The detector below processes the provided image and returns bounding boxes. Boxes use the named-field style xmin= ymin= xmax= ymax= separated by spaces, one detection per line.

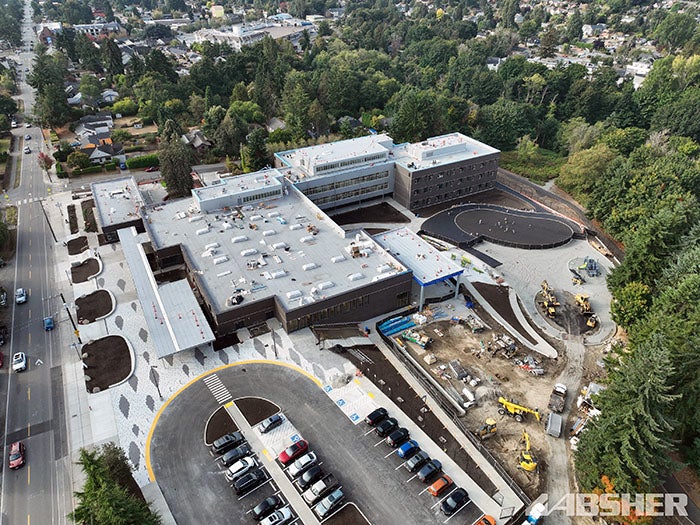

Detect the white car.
xmin=23 ymin=146 xmax=30 ymax=154
xmin=15 ymin=288 xmax=27 ymax=304
xmin=260 ymin=507 xmax=293 ymax=525
xmin=288 ymin=452 xmax=317 ymax=478
xmin=225 ymin=456 xmax=257 ymax=482
xmin=12 ymin=352 xmax=27 ymax=372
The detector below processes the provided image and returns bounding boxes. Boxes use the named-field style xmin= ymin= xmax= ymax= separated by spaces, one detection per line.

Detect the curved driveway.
xmin=149 ymin=362 xmax=447 ymax=525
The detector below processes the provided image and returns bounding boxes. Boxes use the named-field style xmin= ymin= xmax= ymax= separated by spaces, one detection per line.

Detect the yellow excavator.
xmin=518 ymin=431 xmax=538 ymax=472
xmin=575 ymin=294 xmax=592 ymax=313
xmin=497 ymin=397 xmax=541 ymax=423
xmin=539 ymin=281 xmax=560 ymax=318
xmin=475 ymin=418 xmax=497 ymax=441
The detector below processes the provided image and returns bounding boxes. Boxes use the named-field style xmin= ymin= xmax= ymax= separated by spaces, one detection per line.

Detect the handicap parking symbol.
xmin=349 ymin=413 xmax=359 ymax=422
xmin=323 ymin=385 xmax=333 ymax=393
xmin=290 ymin=434 xmax=301 ymax=442
xmin=336 ymin=399 xmax=346 ymax=407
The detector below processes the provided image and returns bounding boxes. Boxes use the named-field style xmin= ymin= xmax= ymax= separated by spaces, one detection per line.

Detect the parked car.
xmin=144 ymin=166 xmax=159 ymax=172
xmin=8 ymin=441 xmax=25 ymax=469
xmin=43 ymin=316 xmax=54 ymax=331
xmin=24 ymin=134 xmax=30 ymax=140
xmin=259 ymin=507 xmax=292 ymax=525
xmin=364 ymin=407 xmax=388 ymax=426
xmin=225 ymin=456 xmax=258 ymax=482
xmin=314 ymin=488 xmax=345 ymax=519
xmin=15 ymin=288 xmax=27 ymax=304
xmin=440 ymin=488 xmax=470 ymax=516
xmin=278 ymin=440 xmax=308 ymax=465
xmin=374 ymin=417 xmax=398 ymax=437
xmin=210 ymin=431 xmax=245 ymax=455
xmin=428 ymin=474 xmax=453 ymax=497
xmin=220 ymin=443 xmax=252 ymax=467
xmin=252 ymin=495 xmax=283 ymax=521
xmin=119 ymin=162 xmax=127 ymax=170
xmin=257 ymin=414 xmax=284 ymax=434
xmin=396 ymin=440 xmax=420 ymax=459
xmin=385 ymin=428 xmax=409 ymax=448
xmin=296 ymin=465 xmax=323 ymax=491
xmin=12 ymin=352 xmax=26 ymax=372
xmin=25 ymin=122 xmax=31 ymax=128
xmin=405 ymin=450 xmax=430 ymax=472
xmin=475 ymin=516 xmax=496 ymax=525
xmin=0 ymin=325 xmax=8 ymax=346
xmin=288 ymin=452 xmax=317 ymax=478
xmin=70 ymin=141 xmax=82 ymax=147
xmin=233 ymin=468 xmax=265 ymax=494
xmin=23 ymin=146 xmax=30 ymax=154
xmin=417 ymin=459 xmax=442 ymax=482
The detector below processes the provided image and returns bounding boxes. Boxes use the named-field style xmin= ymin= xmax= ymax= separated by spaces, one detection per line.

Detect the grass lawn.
xmin=500 ymin=148 xmax=566 ymax=185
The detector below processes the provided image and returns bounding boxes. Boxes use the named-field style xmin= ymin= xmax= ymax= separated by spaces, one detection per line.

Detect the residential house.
xmin=79 ymin=137 xmax=124 ymax=164
xmin=181 ymin=129 xmax=212 ymax=155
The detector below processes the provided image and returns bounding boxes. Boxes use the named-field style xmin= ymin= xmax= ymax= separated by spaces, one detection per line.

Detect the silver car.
xmin=225 ymin=456 xmax=257 ymax=482
xmin=12 ymin=352 xmax=27 ymax=372
xmin=15 ymin=288 xmax=27 ymax=304
xmin=288 ymin=452 xmax=317 ymax=478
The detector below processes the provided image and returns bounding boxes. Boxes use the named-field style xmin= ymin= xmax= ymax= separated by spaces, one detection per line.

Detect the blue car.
xmin=43 ymin=316 xmax=54 ymax=331
xmin=396 ymin=440 xmax=420 ymax=459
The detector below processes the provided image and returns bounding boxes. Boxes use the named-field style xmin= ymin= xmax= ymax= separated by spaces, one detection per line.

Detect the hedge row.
xmin=56 ymin=162 xmax=68 ymax=178
xmin=72 ymin=165 xmax=104 ymax=175
xmin=126 ymin=153 xmax=159 ymax=169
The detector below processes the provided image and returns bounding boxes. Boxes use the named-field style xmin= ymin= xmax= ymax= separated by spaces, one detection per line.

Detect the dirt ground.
xmin=236 ymin=396 xmax=279 ymax=427
xmin=417 ymin=188 xmax=535 ymax=218
xmin=330 ymin=202 xmax=410 ymax=225
xmin=67 ymin=236 xmax=89 ymax=255
xmin=70 ymin=258 xmax=99 ymax=283
xmin=82 ymin=335 xmax=131 ymax=392
xmin=76 ymin=290 xmax=113 ymax=323
xmin=205 ymin=406 xmax=237 ymax=445
xmin=473 ymin=283 xmax=538 ymax=345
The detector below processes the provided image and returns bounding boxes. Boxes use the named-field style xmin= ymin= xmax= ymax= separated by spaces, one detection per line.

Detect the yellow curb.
xmin=145 ymin=359 xmax=322 ymax=482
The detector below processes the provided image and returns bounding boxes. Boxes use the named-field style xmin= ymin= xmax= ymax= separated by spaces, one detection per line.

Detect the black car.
xmin=385 ymin=427 xmax=410 ymax=448
xmin=364 ymin=407 xmax=388 ymax=426
xmin=252 ymin=495 xmax=283 ymax=521
xmin=296 ymin=465 xmax=324 ymax=491
xmin=440 ymin=488 xmax=470 ymax=516
xmin=417 ymin=459 xmax=442 ymax=482
xmin=211 ymin=431 xmax=245 ymax=455
xmin=405 ymin=450 xmax=430 ymax=472
xmin=257 ymin=414 xmax=284 ymax=434
xmin=375 ymin=417 xmax=398 ymax=437
xmin=221 ymin=443 xmax=252 ymax=467
xmin=0 ymin=325 xmax=7 ymax=346
xmin=233 ymin=468 xmax=265 ymax=494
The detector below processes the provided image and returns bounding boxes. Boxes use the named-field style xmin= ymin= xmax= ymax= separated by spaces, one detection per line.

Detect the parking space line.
xmin=432 ymin=488 xmax=458 ymax=510
xmin=442 ymin=501 xmax=470 ymax=524
xmin=418 ymin=486 xmax=430 ymax=495
xmin=384 ymin=450 xmax=398 ymax=459
xmin=363 ymin=428 xmax=375 ymax=437
xmin=236 ymin=478 xmax=273 ymax=501
xmin=373 ymin=439 xmax=385 ymax=447
xmin=406 ymin=474 xmax=418 ymax=482
xmin=394 ymin=462 xmax=407 ymax=471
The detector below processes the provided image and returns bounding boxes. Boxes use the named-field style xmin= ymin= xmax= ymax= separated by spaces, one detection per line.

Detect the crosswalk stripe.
xmin=203 ymin=374 xmax=232 ymax=404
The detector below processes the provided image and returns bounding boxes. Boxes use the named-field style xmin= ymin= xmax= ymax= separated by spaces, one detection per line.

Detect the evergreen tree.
xmin=102 ymin=38 xmax=124 ymax=78
xmin=242 ymin=128 xmax=272 ymax=172
xmin=159 ymin=120 xmax=193 ymax=197
xmin=565 ymin=10 xmax=583 ymax=43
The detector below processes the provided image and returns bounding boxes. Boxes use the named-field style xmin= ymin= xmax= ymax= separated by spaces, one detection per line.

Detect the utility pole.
xmin=60 ymin=292 xmax=82 ymax=344
xmin=38 ymin=198 xmax=57 ymax=242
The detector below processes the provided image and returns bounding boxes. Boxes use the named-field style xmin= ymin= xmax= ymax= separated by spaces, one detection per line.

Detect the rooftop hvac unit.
xmin=289 ymin=223 xmax=303 ymax=231
xmin=360 ymin=248 xmax=373 ymax=257
xmin=267 ymin=211 xmax=280 ymax=218
xmin=195 ymin=226 xmax=210 ymax=235
xmin=262 ymin=229 xmax=276 ymax=236
xmin=286 ymin=290 xmax=302 ymax=299
xmin=250 ymin=215 xmax=263 ymax=221
xmin=300 ymin=235 xmax=315 ymax=244
xmin=271 ymin=242 xmax=288 ymax=250
xmin=270 ymin=270 xmax=286 ymax=279
xmin=331 ymin=255 xmax=346 ymax=263
xmin=302 ymin=263 xmax=318 ymax=271
xmin=376 ymin=264 xmax=392 ymax=274
xmin=318 ymin=281 xmax=335 ymax=290
xmin=213 ymin=256 xmax=229 ymax=265
xmin=222 ymin=221 xmax=233 ymax=230
xmin=231 ymin=235 xmax=248 ymax=243
xmin=348 ymin=273 xmax=365 ymax=281
xmin=205 ymin=242 xmax=220 ymax=250
xmin=201 ymin=249 xmax=216 ymax=257
xmin=241 ymin=248 xmax=258 ymax=256
xmin=188 ymin=216 xmax=203 ymax=222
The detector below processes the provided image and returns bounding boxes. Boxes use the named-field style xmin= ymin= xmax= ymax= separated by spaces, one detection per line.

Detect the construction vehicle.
xmin=497 ymin=397 xmax=541 ymax=423
xmin=518 ymin=431 xmax=538 ymax=472
xmin=402 ymin=329 xmax=432 ymax=349
xmin=538 ymin=281 xmax=560 ymax=318
xmin=585 ymin=313 xmax=598 ymax=328
xmin=475 ymin=418 xmax=497 ymax=441
xmin=569 ymin=268 xmax=586 ymax=285
xmin=580 ymin=256 xmax=600 ymax=277
xmin=548 ymin=383 xmax=567 ymax=413
xmin=575 ymin=294 xmax=592 ymax=313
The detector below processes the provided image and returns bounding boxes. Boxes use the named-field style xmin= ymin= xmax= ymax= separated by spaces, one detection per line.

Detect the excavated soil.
xmin=82 ymin=335 xmax=131 ymax=392
xmin=76 ymin=289 xmax=113 ymax=323
xmin=71 ymin=258 xmax=100 ymax=283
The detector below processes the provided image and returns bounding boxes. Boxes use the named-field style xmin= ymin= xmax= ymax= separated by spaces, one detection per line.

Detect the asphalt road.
xmin=151 ymin=364 xmax=481 ymax=525
xmin=0 ymin=7 xmax=71 ymax=525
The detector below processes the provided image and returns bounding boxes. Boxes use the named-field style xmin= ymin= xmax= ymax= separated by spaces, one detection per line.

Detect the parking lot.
xmin=150 ymin=363 xmax=496 ymax=525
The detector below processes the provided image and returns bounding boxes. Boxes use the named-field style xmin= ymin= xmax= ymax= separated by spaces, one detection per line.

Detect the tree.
xmin=101 ymin=38 xmax=124 ymax=77
xmin=79 ymin=74 xmax=102 ymax=106
xmin=575 ymin=335 xmax=678 ymax=493
xmin=499 ymin=0 xmax=519 ymax=29
xmin=610 ymin=281 xmax=651 ymax=329
xmin=67 ymin=151 xmax=91 ymax=169
xmin=565 ymin=9 xmax=582 ymax=43
xmin=539 ymin=27 xmax=558 ymax=58
xmin=557 ymin=143 xmax=618 ymax=203
xmin=159 ymin=122 xmax=193 ymax=197
xmin=74 ymin=32 xmax=103 ymax=72
xmin=242 ymin=128 xmax=272 ymax=173
xmin=111 ymin=129 xmax=133 ymax=143
xmin=654 ymin=12 xmax=697 ymax=50
xmin=112 ymin=98 xmax=138 ymax=116
xmin=516 ymin=135 xmax=538 ymax=162
xmin=475 ymin=98 xmax=536 ymax=150
xmin=37 ymin=151 xmax=55 ymax=174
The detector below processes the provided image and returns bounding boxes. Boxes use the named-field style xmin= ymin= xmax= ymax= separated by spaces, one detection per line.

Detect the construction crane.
xmin=518 ymin=431 xmax=538 ymax=472
xmin=475 ymin=418 xmax=497 ymax=441
xmin=497 ymin=397 xmax=541 ymax=423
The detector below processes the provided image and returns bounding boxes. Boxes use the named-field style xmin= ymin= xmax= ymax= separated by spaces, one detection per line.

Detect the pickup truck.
xmin=548 ymin=383 xmax=567 ymax=413
xmin=302 ymin=473 xmax=338 ymax=505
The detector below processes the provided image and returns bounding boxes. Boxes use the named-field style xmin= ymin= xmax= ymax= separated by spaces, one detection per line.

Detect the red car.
xmin=9 ymin=441 xmax=25 ymax=469
xmin=144 ymin=166 xmax=159 ymax=172
xmin=278 ymin=440 xmax=308 ymax=465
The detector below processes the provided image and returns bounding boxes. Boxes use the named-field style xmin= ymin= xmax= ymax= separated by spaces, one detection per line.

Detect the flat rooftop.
xmin=143 ymin=185 xmax=409 ymax=313
xmin=373 ymin=227 xmax=463 ymax=286
xmin=92 ymin=177 xmax=144 ymax=228
xmin=276 ymin=134 xmax=395 ymax=179
xmin=192 ymin=169 xmax=283 ymax=202
xmin=393 ymin=133 xmax=500 ymax=171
